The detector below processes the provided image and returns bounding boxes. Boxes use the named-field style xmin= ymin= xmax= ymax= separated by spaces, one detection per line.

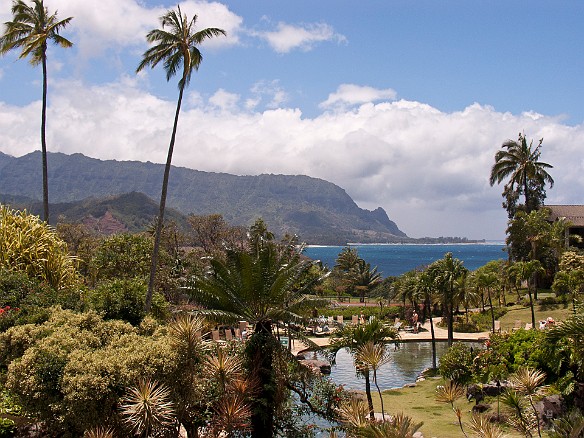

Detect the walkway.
xmin=291 ymin=320 xmax=491 ymax=355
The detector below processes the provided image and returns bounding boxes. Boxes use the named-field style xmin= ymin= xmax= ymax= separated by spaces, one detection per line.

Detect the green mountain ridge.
xmin=0 ymin=151 xmax=407 ymax=244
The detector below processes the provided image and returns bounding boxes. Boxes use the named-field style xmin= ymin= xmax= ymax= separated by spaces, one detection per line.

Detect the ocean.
xmin=304 ymin=243 xmax=507 ymax=277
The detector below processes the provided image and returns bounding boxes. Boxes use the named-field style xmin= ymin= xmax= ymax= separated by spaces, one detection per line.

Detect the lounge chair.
xmin=494 ymin=320 xmax=501 ymax=333
xmin=393 ymin=321 xmax=403 ymax=331
xmin=525 ymin=323 xmax=533 ymax=330
xmin=512 ymin=320 xmax=522 ymax=331
xmin=352 ymin=315 xmax=359 ymax=325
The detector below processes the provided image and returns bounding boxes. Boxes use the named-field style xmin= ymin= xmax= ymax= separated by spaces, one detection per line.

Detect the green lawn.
xmin=371 ymin=377 xmax=522 ymax=438
xmin=498 ymin=302 xmax=572 ymax=332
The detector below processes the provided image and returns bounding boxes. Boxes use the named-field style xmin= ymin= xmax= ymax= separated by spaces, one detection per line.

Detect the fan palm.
xmin=355 ymin=341 xmax=392 ymax=420
xmin=136 ymin=6 xmax=225 ymax=313
xmin=489 ymin=133 xmax=554 ymax=217
xmin=188 ymin=239 xmax=325 ymax=437
xmin=330 ymin=319 xmax=399 ymax=419
xmin=0 ymin=0 xmax=73 ymax=223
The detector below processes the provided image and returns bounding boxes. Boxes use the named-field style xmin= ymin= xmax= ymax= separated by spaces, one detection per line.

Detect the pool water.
xmin=328 ymin=342 xmax=452 ymax=390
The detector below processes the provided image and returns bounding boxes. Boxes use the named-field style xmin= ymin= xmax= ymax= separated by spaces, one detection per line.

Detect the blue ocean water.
xmin=304 ymin=243 xmax=506 ymax=277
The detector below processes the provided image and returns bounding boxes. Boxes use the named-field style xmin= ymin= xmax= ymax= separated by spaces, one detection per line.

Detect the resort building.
xmin=546 ymin=204 xmax=584 ymax=249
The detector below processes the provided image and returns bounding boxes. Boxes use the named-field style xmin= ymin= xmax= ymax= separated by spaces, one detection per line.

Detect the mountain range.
xmin=0 ymin=151 xmax=412 ymax=245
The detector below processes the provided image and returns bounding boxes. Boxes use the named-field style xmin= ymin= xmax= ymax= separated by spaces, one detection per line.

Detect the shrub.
xmin=2 ymin=308 xmax=178 ymax=435
xmin=85 ymin=278 xmax=169 ymax=325
xmin=0 ymin=417 xmax=16 ymax=437
xmin=438 ymin=342 xmax=475 ymax=385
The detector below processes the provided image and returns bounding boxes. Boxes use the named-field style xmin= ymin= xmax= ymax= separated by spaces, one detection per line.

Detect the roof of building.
xmin=545 ymin=205 xmax=584 ymax=227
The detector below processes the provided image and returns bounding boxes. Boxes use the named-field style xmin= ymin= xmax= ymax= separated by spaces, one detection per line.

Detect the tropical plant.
xmin=188 ymin=234 xmax=325 ymax=437
xmin=427 ymin=252 xmax=468 ymax=346
xmin=468 ymin=413 xmax=506 ymax=438
xmin=350 ymin=259 xmax=382 ymax=303
xmin=510 ymin=260 xmax=544 ymax=329
xmin=0 ymin=0 xmax=73 ymax=223
xmin=329 ymin=319 xmax=399 ymax=419
xmin=504 ymin=367 xmax=547 ymax=438
xmin=435 ymin=380 xmax=468 ymax=438
xmin=547 ymin=313 xmax=584 ymax=380
xmin=0 ymin=205 xmax=78 ymax=290
xmin=489 ymin=133 xmax=554 ymax=218
xmin=355 ymin=341 xmax=392 ymax=420
xmin=136 ymin=6 xmax=226 ymax=313
xmin=120 ymin=379 xmax=176 ymax=437
xmin=416 ymin=271 xmax=438 ymax=369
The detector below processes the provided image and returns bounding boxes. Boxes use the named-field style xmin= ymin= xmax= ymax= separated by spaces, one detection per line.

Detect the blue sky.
xmin=1 ymin=0 xmax=584 ymax=241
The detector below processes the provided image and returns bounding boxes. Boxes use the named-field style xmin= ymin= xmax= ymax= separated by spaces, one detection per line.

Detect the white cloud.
xmin=320 ymin=84 xmax=398 ymax=109
xmin=254 ymin=21 xmax=346 ymax=53
xmin=35 ymin=0 xmax=242 ymax=60
xmin=1 ymin=80 xmax=582 ymax=241
xmin=249 ymin=80 xmax=289 ymax=109
xmin=208 ymin=88 xmax=240 ymax=111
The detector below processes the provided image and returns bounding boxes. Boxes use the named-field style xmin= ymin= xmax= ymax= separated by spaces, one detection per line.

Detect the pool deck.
xmin=292 ymin=320 xmax=491 ymax=355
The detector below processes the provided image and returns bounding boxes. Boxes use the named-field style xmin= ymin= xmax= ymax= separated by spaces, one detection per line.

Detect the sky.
xmin=1 ymin=0 xmax=584 ymax=241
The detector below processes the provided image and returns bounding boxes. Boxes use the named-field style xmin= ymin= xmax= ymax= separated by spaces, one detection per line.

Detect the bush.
xmin=2 ymin=308 xmax=178 ymax=435
xmin=85 ymin=278 xmax=169 ymax=325
xmin=0 ymin=417 xmax=16 ymax=437
xmin=438 ymin=342 xmax=475 ymax=385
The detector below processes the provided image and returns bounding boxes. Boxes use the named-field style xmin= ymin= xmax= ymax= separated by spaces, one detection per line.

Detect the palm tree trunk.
xmin=527 ymin=286 xmax=536 ymax=330
xmin=427 ymin=297 xmax=437 ymax=369
xmin=249 ymin=320 xmax=276 ymax=438
xmin=41 ymin=49 xmax=49 ymax=223
xmin=488 ymin=288 xmax=495 ymax=333
xmin=364 ymin=369 xmax=375 ymax=420
xmin=145 ymin=82 xmax=185 ymax=312
xmin=373 ymin=369 xmax=385 ymax=421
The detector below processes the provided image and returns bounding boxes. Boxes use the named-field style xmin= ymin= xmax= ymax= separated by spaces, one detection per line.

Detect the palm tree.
xmin=329 ymin=319 xmax=399 ymax=419
xmin=475 ymin=270 xmax=498 ymax=333
xmin=0 ymin=0 xmax=73 ymax=223
xmin=350 ymin=258 xmax=382 ymax=303
xmin=136 ymin=6 xmax=226 ymax=313
xmin=427 ymin=253 xmax=468 ymax=346
xmin=188 ymin=237 xmax=325 ymax=438
xmin=416 ymin=272 xmax=438 ymax=369
xmin=489 ymin=133 xmax=554 ymax=218
xmin=512 ymin=260 xmax=544 ymax=329
xmin=355 ymin=341 xmax=392 ymax=420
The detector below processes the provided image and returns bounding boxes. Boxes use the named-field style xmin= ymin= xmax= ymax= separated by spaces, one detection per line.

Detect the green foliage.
xmin=0 ymin=205 xmax=78 ymax=290
xmin=85 ymin=278 xmax=169 ymax=325
xmin=90 ymin=233 xmax=153 ymax=283
xmin=438 ymin=343 xmax=474 ymax=385
xmin=0 ymin=417 xmax=16 ymax=437
xmin=467 ymin=307 xmax=509 ymax=332
xmin=487 ymin=329 xmax=567 ymax=382
xmin=1 ymin=308 xmax=178 ymax=435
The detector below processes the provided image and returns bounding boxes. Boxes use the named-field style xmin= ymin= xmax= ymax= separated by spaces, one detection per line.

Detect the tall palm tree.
xmin=137 ymin=6 xmax=226 ymax=313
xmin=329 ymin=319 xmax=399 ymax=419
xmin=428 ymin=253 xmax=468 ymax=346
xmin=511 ymin=260 xmax=544 ymax=329
xmin=416 ymin=271 xmax=438 ymax=369
xmin=489 ymin=133 xmax=554 ymax=218
xmin=189 ymin=238 xmax=325 ymax=438
xmin=350 ymin=258 xmax=382 ymax=303
xmin=0 ymin=0 xmax=73 ymax=223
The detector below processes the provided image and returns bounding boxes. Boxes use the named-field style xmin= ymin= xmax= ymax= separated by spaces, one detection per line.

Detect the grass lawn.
xmin=372 ymin=377 xmax=522 ymax=438
xmin=498 ymin=302 xmax=572 ymax=332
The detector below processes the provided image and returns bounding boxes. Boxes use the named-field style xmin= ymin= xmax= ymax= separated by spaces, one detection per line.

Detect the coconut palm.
xmin=350 ymin=258 xmax=382 ymax=303
xmin=137 ymin=6 xmax=226 ymax=313
xmin=416 ymin=271 xmax=438 ymax=369
xmin=0 ymin=0 xmax=73 ymax=223
xmin=511 ymin=260 xmax=544 ymax=329
xmin=489 ymin=133 xmax=554 ymax=218
xmin=188 ymin=237 xmax=325 ymax=438
xmin=427 ymin=253 xmax=468 ymax=346
xmin=329 ymin=319 xmax=399 ymax=419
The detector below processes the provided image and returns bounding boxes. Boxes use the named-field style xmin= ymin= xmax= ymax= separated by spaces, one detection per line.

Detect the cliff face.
xmin=0 ymin=151 xmax=407 ymax=244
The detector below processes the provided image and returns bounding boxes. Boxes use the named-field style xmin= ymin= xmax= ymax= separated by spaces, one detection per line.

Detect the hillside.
xmin=0 ymin=151 xmax=407 ymax=244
